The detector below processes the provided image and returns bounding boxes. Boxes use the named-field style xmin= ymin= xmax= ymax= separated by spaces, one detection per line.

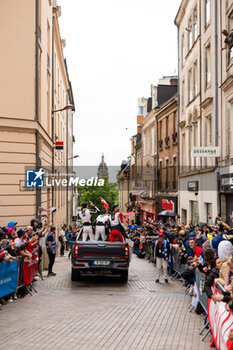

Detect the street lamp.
xmin=51 ymin=103 xmax=74 ymax=223
xmin=68 ymin=155 xmax=79 ymax=160
xmin=52 ymin=104 xmax=74 ymax=113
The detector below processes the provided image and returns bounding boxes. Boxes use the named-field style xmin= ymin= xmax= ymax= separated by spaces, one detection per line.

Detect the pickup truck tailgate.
xmin=77 ymin=242 xmax=127 ymax=258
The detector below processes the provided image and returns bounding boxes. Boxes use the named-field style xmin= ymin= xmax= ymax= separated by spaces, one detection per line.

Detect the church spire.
xmin=97 ymin=153 xmax=108 ymax=179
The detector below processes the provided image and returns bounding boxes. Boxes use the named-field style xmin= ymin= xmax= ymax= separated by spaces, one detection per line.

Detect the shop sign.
xmin=187 ymin=181 xmax=198 ymax=192
xmin=191 ymin=147 xmax=220 ymax=157
xmin=142 ymin=155 xmax=154 ymax=181
xmin=55 ymin=141 xmax=64 ymax=152
xmin=132 ymin=187 xmax=147 ymax=195
xmin=220 ymin=174 xmax=233 ymax=192
xmin=162 ymin=199 xmax=174 ymax=211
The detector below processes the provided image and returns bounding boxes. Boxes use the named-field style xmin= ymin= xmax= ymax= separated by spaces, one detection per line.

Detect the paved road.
xmin=0 ymin=253 xmax=210 ymax=350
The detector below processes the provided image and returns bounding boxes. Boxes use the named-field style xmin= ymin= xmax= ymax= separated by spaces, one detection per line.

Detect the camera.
xmin=37 ymin=221 xmax=42 ymax=229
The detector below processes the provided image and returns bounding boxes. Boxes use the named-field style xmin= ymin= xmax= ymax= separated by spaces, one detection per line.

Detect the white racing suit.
xmin=79 ymin=206 xmax=99 ymax=241
xmin=95 ymin=214 xmax=109 ymax=241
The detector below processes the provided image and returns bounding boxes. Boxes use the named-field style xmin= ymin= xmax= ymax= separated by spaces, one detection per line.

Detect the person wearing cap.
xmin=79 ymin=201 xmax=100 ymax=241
xmin=7 ymin=221 xmax=17 ymax=230
xmin=68 ymin=228 xmax=78 ymax=258
xmin=109 ymin=205 xmax=127 ymax=243
xmin=154 ymin=232 xmax=170 ymax=283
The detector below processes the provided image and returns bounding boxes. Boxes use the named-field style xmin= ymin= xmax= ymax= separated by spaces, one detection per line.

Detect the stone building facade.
xmin=0 ymin=0 xmax=75 ymax=232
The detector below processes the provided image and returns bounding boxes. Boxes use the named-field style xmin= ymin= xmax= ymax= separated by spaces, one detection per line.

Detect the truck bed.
xmin=71 ymin=240 xmax=130 ymax=283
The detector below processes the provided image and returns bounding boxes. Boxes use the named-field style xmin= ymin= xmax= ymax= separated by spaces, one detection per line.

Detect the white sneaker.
xmin=188 ymin=286 xmax=194 ymax=295
xmin=13 ymin=296 xmax=17 ymax=300
xmin=8 ymin=298 xmax=13 ymax=303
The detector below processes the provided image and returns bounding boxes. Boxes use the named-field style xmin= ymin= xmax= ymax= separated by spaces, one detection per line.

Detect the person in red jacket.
xmin=109 ymin=205 xmax=127 ymax=243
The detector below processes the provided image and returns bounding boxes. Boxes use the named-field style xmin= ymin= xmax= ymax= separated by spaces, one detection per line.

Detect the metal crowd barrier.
xmin=16 ymin=256 xmax=38 ymax=296
xmin=171 ymin=249 xmax=210 ymax=341
xmin=16 ymin=256 xmax=24 ymax=291
xmin=195 ymin=269 xmax=208 ymax=313
xmin=171 ymin=250 xmax=208 ymax=311
xmin=171 ymin=248 xmax=186 ymax=280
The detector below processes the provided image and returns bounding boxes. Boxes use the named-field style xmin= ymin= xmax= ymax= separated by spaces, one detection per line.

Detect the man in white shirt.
xmin=15 ymin=229 xmax=32 ymax=259
xmin=59 ymin=225 xmax=66 ymax=256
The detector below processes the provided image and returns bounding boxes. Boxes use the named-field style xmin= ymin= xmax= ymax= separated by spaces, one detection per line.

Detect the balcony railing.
xmin=157 ymin=181 xmax=178 ymax=191
xmin=165 ymin=136 xmax=170 ymax=148
xmin=158 ymin=140 xmax=163 ymax=151
xmin=172 ymin=132 xmax=178 ymax=144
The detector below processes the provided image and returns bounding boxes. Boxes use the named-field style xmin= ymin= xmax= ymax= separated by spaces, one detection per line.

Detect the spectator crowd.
xmin=126 ymin=214 xmax=233 ymax=343
xmin=2 ymin=212 xmax=233 ymax=345
xmin=0 ymin=219 xmax=79 ymax=307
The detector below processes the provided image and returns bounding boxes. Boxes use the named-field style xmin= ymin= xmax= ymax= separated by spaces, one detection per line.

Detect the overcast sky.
xmin=58 ymin=0 xmax=181 ymax=167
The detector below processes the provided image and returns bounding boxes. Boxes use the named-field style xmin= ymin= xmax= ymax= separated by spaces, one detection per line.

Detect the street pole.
xmin=51 ymin=8 xmax=56 ymax=223
xmin=66 ymin=92 xmax=69 ymax=227
xmin=35 ymin=0 xmax=41 ymax=219
xmin=214 ymin=0 xmax=220 ymax=217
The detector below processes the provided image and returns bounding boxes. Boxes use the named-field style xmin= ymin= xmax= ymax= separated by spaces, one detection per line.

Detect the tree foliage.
xmin=77 ymin=177 xmax=118 ymax=214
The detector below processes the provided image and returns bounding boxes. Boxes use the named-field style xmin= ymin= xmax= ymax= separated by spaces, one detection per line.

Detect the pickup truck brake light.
xmin=74 ymin=245 xmax=79 ymax=257
xmin=125 ymin=246 xmax=129 ymax=258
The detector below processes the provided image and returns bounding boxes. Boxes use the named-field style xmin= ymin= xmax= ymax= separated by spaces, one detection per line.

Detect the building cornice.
xmin=155 ymin=96 xmax=177 ymax=120
xmin=175 ymin=0 xmax=189 ymax=26
xmin=220 ymin=75 xmax=233 ymax=93
xmin=200 ymin=97 xmax=213 ymax=109
xmin=53 ymin=13 xmax=70 ymax=90
xmin=140 ymin=108 xmax=155 ymax=128
xmin=0 ymin=117 xmax=53 ymax=148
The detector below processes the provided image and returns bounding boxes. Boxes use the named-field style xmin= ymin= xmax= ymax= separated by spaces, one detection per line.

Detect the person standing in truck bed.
xmin=109 ymin=205 xmax=127 ymax=243
xmin=95 ymin=212 xmax=110 ymax=241
xmin=79 ymin=201 xmax=99 ymax=241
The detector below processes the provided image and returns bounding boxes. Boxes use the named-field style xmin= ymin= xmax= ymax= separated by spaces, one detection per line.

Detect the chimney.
xmin=170 ymin=78 xmax=178 ymax=86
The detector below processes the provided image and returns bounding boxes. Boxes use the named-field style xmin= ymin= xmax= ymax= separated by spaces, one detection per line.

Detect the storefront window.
xmin=205 ymin=203 xmax=212 ymax=224
xmin=190 ymin=200 xmax=199 ymax=225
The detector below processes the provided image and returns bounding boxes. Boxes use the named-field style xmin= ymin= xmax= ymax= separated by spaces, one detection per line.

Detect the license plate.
xmin=93 ymin=260 xmax=110 ymax=266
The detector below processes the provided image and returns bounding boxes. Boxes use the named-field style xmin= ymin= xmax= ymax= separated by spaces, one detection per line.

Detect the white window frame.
xmin=205 ymin=0 xmax=210 ymax=28
xmin=193 ymin=6 xmax=198 ymax=42
xmin=205 ymin=43 xmax=211 ymax=88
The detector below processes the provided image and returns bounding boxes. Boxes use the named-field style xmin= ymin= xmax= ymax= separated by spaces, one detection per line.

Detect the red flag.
xmin=100 ymin=197 xmax=109 ymax=211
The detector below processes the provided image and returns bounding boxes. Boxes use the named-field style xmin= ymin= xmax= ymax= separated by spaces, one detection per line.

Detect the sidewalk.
xmin=0 ymin=252 xmax=211 ymax=350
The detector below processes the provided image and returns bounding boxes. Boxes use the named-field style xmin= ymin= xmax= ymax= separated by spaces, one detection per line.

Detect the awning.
xmin=123 ymin=211 xmax=138 ymax=216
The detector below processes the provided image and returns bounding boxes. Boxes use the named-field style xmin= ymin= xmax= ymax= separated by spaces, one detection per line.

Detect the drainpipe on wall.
xmin=66 ymin=92 xmax=69 ymax=226
xmin=155 ymin=114 xmax=159 ymax=200
xmin=214 ymin=0 xmax=220 ymax=216
xmin=127 ymin=173 xmax=130 ymax=210
xmin=219 ymin=0 xmax=223 ymax=217
xmin=51 ymin=8 xmax=56 ymax=223
xmin=35 ymin=0 xmax=41 ymax=218
xmin=174 ymin=20 xmax=180 ymax=218
xmin=199 ymin=0 xmax=202 ymax=163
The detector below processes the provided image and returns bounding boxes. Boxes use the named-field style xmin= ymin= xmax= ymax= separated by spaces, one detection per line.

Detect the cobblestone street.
xmin=0 ymin=254 xmax=210 ymax=350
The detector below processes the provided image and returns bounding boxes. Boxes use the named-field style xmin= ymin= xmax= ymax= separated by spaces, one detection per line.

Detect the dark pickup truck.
xmin=71 ymin=238 xmax=131 ymax=283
